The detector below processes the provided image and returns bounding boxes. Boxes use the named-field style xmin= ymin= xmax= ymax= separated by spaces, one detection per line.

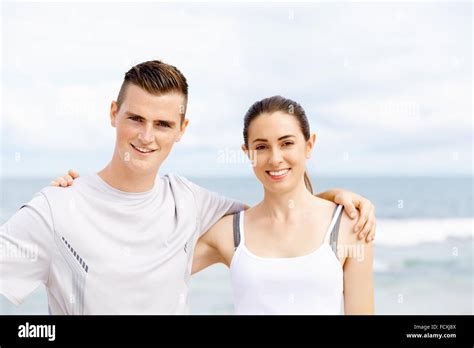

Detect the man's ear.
xmin=306 ymin=133 xmax=317 ymax=158
xmin=175 ymin=118 xmax=189 ymax=143
xmin=110 ymin=101 xmax=118 ymax=127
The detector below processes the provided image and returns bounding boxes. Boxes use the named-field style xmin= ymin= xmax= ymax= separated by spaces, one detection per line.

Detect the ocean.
xmin=1 ymin=176 xmax=472 ymax=314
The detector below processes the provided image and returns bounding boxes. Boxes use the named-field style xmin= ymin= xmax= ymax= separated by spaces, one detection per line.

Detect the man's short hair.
xmin=116 ymin=60 xmax=188 ymax=116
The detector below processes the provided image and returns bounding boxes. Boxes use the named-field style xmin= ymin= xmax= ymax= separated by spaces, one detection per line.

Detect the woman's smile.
xmin=266 ymin=168 xmax=291 ymax=181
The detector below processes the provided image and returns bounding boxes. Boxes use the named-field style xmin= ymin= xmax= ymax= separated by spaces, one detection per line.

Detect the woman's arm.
xmin=342 ymin=225 xmax=374 ymax=314
xmin=192 ymin=229 xmax=224 ymax=275
xmin=51 ymin=170 xmax=79 ymax=187
xmin=191 ymin=214 xmax=234 ymax=275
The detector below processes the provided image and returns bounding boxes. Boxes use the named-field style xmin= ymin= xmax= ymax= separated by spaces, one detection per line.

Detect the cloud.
xmin=1 ymin=2 xmax=471 ymax=177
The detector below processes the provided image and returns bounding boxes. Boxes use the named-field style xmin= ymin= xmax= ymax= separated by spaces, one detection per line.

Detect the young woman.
xmin=192 ymin=96 xmax=374 ymax=314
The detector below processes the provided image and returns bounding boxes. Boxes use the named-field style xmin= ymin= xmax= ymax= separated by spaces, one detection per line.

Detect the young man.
xmin=0 ymin=60 xmax=376 ymax=314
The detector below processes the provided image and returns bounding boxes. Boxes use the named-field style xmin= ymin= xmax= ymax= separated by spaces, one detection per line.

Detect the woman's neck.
xmin=259 ymin=180 xmax=314 ymax=223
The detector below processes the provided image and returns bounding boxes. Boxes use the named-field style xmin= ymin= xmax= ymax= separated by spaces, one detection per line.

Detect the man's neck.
xmin=97 ymin=159 xmax=158 ymax=193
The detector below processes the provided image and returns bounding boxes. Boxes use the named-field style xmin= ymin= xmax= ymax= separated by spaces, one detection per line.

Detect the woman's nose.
xmin=269 ymin=148 xmax=284 ymax=165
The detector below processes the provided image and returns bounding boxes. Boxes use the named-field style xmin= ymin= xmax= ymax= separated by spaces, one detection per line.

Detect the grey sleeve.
xmin=180 ymin=177 xmax=244 ymax=237
xmin=0 ymin=193 xmax=54 ymax=305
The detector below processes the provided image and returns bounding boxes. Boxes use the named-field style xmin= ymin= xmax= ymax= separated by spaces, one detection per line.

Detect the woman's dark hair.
xmin=243 ymin=95 xmax=314 ymax=194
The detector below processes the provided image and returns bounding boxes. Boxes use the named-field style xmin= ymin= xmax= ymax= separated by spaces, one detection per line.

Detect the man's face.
xmin=110 ymin=84 xmax=189 ymax=176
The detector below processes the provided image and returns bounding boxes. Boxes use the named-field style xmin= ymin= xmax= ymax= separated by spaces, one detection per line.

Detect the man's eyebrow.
xmin=125 ymin=111 xmax=176 ymax=126
xmin=125 ymin=111 xmax=145 ymax=119
xmin=252 ymin=135 xmax=296 ymax=143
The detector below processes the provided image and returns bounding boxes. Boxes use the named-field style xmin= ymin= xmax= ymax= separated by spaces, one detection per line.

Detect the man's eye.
xmin=156 ymin=121 xmax=171 ymax=128
xmin=129 ymin=117 xmax=142 ymax=122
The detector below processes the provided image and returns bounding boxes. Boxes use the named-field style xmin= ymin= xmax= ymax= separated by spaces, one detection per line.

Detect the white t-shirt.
xmin=0 ymin=173 xmax=243 ymax=314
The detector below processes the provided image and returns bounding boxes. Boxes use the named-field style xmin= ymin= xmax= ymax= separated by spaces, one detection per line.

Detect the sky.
xmin=1 ymin=1 xmax=472 ymax=178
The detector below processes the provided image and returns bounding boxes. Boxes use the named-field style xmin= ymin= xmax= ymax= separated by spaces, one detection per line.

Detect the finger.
xmin=54 ymin=177 xmax=65 ymax=185
xmin=64 ymin=174 xmax=73 ymax=183
xmin=68 ymin=169 xmax=79 ymax=179
xmin=358 ymin=207 xmax=375 ymax=241
xmin=60 ymin=179 xmax=68 ymax=187
xmin=341 ymin=198 xmax=358 ymax=220
xmin=358 ymin=208 xmax=374 ymax=239
xmin=366 ymin=221 xmax=376 ymax=242
xmin=51 ymin=181 xmax=59 ymax=187
xmin=355 ymin=201 xmax=372 ymax=233
xmin=359 ymin=219 xmax=373 ymax=241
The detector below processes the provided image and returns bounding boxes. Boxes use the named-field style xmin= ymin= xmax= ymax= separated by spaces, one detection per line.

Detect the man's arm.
xmin=316 ymin=188 xmax=376 ymax=243
xmin=0 ymin=193 xmax=54 ymax=305
xmin=52 ymin=171 xmax=248 ymax=233
xmin=52 ymin=172 xmax=372 ymax=242
xmin=175 ymin=175 xmax=243 ymax=237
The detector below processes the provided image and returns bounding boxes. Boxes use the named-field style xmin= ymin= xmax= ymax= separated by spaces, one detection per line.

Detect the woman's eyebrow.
xmin=252 ymin=135 xmax=296 ymax=143
xmin=278 ymin=135 xmax=296 ymax=141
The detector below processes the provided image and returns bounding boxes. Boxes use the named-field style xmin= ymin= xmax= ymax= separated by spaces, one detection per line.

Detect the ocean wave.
xmin=374 ymin=218 xmax=473 ymax=246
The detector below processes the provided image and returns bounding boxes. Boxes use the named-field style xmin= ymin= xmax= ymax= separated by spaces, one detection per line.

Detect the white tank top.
xmin=230 ymin=204 xmax=344 ymax=315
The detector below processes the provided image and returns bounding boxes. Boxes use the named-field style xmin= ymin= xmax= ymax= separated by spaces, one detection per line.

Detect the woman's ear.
xmin=242 ymin=143 xmax=257 ymax=167
xmin=241 ymin=144 xmax=249 ymax=156
xmin=306 ymin=133 xmax=317 ymax=158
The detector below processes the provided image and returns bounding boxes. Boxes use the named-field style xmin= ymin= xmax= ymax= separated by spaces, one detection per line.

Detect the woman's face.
xmin=244 ymin=111 xmax=315 ymax=194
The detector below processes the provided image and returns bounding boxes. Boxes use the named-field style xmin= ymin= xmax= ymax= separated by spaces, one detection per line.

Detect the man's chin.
xmin=126 ymin=158 xmax=161 ymax=176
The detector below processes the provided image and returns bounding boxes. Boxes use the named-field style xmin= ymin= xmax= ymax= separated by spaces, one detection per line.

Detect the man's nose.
xmin=138 ymin=124 xmax=154 ymax=144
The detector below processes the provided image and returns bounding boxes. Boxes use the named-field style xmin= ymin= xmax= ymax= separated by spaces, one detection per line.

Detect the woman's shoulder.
xmin=337 ymin=207 xmax=362 ymax=246
xmin=307 ymin=195 xmax=338 ymax=217
xmin=240 ymin=203 xmax=262 ymax=222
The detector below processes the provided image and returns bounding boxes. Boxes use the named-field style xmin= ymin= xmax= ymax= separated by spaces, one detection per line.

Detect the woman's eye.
xmin=255 ymin=145 xmax=266 ymax=151
xmin=283 ymin=142 xmax=294 ymax=146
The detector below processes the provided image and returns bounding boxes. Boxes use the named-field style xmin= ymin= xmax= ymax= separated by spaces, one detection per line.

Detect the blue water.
xmin=1 ymin=176 xmax=472 ymax=314
xmin=2 ymin=176 xmax=472 ymax=220
xmin=189 ymin=176 xmax=473 ymax=219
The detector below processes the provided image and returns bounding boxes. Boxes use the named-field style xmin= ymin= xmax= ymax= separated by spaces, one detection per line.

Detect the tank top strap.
xmin=323 ymin=204 xmax=343 ymax=246
xmin=233 ymin=211 xmax=245 ymax=250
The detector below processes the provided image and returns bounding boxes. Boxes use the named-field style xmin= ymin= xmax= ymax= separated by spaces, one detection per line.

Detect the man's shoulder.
xmin=38 ymin=175 xmax=93 ymax=204
xmin=161 ymin=173 xmax=203 ymax=195
xmin=162 ymin=172 xmax=191 ymax=185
